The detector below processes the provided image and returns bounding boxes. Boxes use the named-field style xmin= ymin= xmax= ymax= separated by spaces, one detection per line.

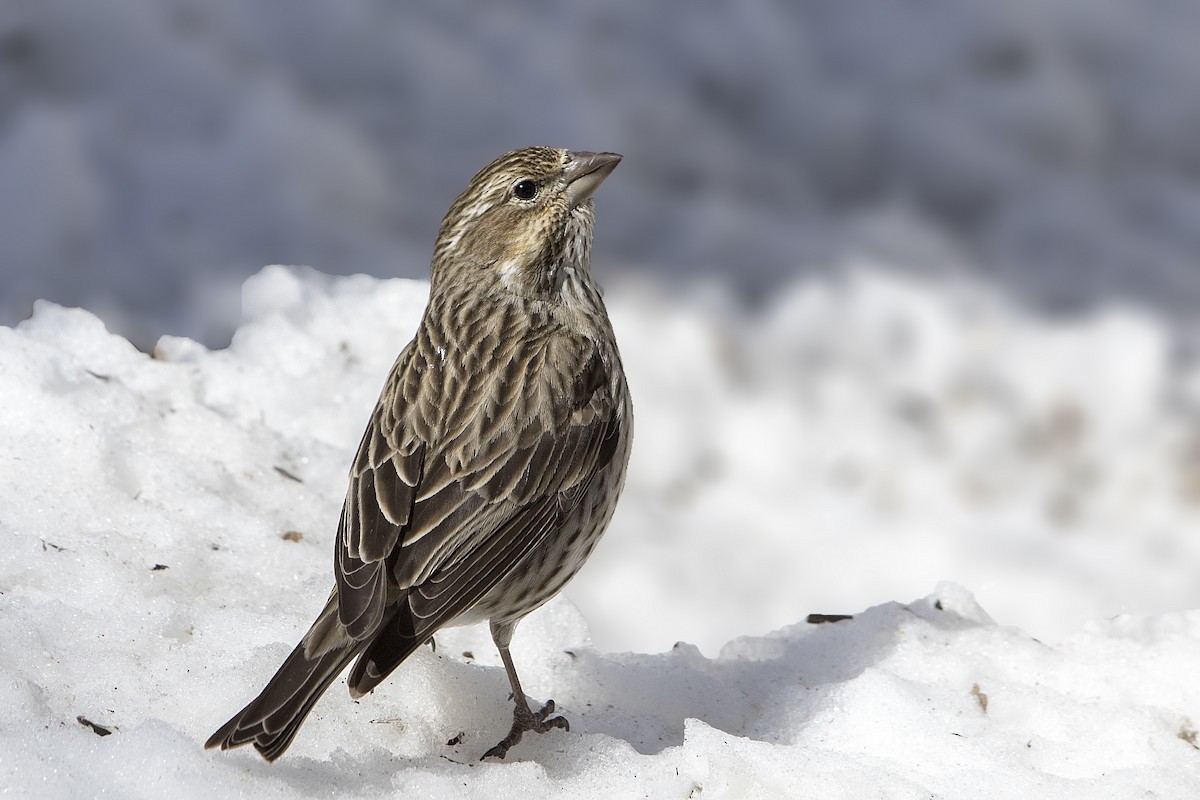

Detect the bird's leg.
xmin=482 ymin=644 xmax=569 ymax=759
xmin=482 ymin=621 xmax=569 ymax=760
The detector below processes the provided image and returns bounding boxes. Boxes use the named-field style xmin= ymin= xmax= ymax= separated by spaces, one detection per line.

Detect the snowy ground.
xmin=3 ymin=266 xmax=1199 ymax=797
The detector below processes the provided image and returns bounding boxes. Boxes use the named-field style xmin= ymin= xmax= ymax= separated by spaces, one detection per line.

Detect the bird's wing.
xmin=329 ymin=341 xmax=426 ymax=642
xmin=330 ymin=334 xmax=622 ymax=644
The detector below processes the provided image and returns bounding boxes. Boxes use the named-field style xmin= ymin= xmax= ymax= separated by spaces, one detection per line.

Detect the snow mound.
xmin=1 ymin=266 xmax=1198 ymax=796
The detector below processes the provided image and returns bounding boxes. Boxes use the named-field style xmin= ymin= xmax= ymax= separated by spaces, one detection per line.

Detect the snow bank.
xmin=2 ymin=266 xmax=1198 ymax=796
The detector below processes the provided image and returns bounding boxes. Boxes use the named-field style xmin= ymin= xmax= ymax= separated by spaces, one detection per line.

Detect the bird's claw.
xmin=481 ymin=699 xmax=569 ymax=760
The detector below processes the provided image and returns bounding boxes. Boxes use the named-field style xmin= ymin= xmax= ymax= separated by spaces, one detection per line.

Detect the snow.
xmin=3 ymin=266 xmax=1200 ymax=797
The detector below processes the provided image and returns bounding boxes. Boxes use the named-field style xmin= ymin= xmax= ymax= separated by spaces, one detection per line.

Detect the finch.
xmin=206 ymin=147 xmax=631 ymax=761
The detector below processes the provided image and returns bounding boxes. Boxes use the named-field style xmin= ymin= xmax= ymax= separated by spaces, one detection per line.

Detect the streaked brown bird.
xmin=206 ymin=147 xmax=631 ymax=761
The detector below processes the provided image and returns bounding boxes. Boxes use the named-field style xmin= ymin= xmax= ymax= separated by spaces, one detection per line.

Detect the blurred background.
xmin=5 ymin=0 xmax=1200 ymax=345
xmin=4 ymin=0 xmax=1200 ymax=653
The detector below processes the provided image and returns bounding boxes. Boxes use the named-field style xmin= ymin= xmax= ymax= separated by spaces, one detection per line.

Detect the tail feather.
xmin=346 ymin=604 xmax=425 ymax=698
xmin=207 ymin=595 xmax=429 ymax=760
xmin=206 ymin=598 xmax=366 ymax=762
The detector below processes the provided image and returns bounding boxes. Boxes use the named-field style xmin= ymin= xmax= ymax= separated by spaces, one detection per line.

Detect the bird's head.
xmin=431 ymin=147 xmax=621 ymax=299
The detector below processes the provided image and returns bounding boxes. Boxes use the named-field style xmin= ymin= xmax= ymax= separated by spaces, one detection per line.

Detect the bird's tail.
xmin=205 ymin=593 xmax=365 ymax=762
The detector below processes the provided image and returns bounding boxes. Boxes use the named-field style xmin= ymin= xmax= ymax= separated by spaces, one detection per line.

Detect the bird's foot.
xmin=481 ymin=699 xmax=569 ymax=760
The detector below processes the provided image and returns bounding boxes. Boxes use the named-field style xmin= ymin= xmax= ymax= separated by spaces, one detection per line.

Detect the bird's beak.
xmin=564 ymin=151 xmax=622 ymax=208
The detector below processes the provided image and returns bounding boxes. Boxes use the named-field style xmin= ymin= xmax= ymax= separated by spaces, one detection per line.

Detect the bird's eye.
xmin=512 ymin=179 xmax=538 ymax=200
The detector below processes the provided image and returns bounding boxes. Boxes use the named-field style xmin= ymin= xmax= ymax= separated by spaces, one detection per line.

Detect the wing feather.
xmin=373 ymin=458 xmax=414 ymax=528
xmin=333 ymin=324 xmax=625 ymax=650
xmin=401 ymin=496 xmax=563 ymax=642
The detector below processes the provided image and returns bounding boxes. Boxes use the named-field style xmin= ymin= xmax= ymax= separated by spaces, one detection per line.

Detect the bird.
xmin=205 ymin=147 xmax=632 ymax=762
